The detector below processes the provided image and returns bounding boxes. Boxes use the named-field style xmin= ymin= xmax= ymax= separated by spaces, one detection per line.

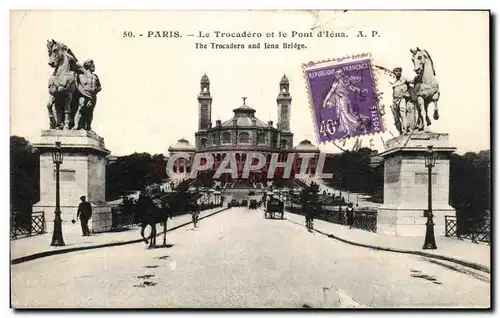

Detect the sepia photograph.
xmin=9 ymin=9 xmax=491 ymax=309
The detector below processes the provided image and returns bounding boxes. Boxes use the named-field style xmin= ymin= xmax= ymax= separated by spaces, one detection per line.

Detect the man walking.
xmin=192 ymin=205 xmax=200 ymax=228
xmin=346 ymin=202 xmax=355 ymax=229
xmin=302 ymin=199 xmax=315 ymax=231
xmin=77 ymin=195 xmax=92 ymax=236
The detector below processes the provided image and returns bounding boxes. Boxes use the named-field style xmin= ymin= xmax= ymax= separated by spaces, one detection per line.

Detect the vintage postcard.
xmin=10 ymin=10 xmax=491 ymax=309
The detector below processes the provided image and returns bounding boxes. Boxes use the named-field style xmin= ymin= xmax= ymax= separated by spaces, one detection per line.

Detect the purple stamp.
xmin=303 ymin=55 xmax=383 ymax=143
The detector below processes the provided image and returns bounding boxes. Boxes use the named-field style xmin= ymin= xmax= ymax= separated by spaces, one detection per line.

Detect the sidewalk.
xmin=285 ymin=212 xmax=491 ymax=273
xmin=11 ymin=207 xmax=228 ymax=264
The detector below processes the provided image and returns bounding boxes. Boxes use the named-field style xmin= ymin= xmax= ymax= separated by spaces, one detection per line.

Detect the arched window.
xmin=257 ymin=133 xmax=266 ymax=144
xmin=222 ymin=132 xmax=231 ymax=144
xmin=239 ymin=132 xmax=250 ymax=144
xmin=200 ymin=138 xmax=208 ymax=148
xmin=281 ymin=139 xmax=288 ymax=149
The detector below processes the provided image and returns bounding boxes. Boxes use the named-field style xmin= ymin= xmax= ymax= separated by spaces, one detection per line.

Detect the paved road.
xmin=11 ymin=207 xmax=490 ymax=308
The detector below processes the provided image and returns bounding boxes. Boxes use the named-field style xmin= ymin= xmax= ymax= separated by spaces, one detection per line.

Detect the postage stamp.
xmin=303 ymin=54 xmax=384 ymax=144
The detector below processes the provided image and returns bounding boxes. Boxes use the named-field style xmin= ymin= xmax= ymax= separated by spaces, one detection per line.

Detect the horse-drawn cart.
xmin=265 ymin=198 xmax=284 ymax=219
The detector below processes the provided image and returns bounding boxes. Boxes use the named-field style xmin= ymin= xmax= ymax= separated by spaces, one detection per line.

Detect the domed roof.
xmin=200 ymin=74 xmax=210 ymax=83
xmin=280 ymin=74 xmax=289 ymax=84
xmin=294 ymin=139 xmax=320 ymax=152
xmin=232 ymin=97 xmax=256 ymax=114
xmin=169 ymin=138 xmax=195 ymax=151
xmin=220 ymin=97 xmax=269 ymax=128
xmin=221 ymin=116 xmax=268 ymax=128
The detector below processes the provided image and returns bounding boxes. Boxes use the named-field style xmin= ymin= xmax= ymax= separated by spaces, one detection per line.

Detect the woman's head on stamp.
xmin=334 ymin=68 xmax=343 ymax=79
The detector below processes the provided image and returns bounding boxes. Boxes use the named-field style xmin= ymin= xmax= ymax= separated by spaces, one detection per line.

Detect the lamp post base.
xmin=422 ymin=223 xmax=437 ymax=250
xmin=422 ymin=243 xmax=437 ymax=250
xmin=51 ymin=239 xmax=65 ymax=246
xmin=50 ymin=219 xmax=65 ymax=246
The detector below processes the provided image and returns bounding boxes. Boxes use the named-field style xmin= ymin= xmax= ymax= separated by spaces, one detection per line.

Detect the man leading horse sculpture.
xmin=378 ymin=47 xmax=440 ymax=135
xmin=46 ymin=39 xmax=101 ymax=131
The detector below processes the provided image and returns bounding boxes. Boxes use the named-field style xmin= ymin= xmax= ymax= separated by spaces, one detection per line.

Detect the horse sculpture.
xmin=46 ymin=39 xmax=100 ymax=130
xmin=410 ymin=47 xmax=440 ymax=130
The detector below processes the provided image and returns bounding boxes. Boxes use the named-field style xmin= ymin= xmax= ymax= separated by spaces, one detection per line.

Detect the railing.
xmin=111 ymin=200 xmax=224 ymax=230
xmin=287 ymin=201 xmax=377 ymax=233
xmin=111 ymin=204 xmax=136 ymax=230
xmin=11 ymin=211 xmax=46 ymax=240
xmin=352 ymin=211 xmax=377 ymax=232
xmin=445 ymin=215 xmax=490 ymax=244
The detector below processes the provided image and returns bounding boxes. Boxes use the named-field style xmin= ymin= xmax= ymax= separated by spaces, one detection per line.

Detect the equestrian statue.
xmin=375 ymin=47 xmax=440 ymax=135
xmin=46 ymin=39 xmax=102 ymax=131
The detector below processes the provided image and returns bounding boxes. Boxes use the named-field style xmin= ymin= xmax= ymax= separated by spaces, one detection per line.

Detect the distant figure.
xmin=338 ymin=204 xmax=344 ymax=223
xmin=135 ymin=193 xmax=147 ymax=223
xmin=77 ymin=195 xmax=92 ymax=236
xmin=191 ymin=205 xmax=200 ymax=228
xmin=346 ymin=202 xmax=354 ymax=229
xmin=304 ymin=200 xmax=315 ymax=231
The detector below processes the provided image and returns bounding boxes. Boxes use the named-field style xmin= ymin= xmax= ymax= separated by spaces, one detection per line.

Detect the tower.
xmin=198 ymin=74 xmax=212 ymax=131
xmin=277 ymin=74 xmax=292 ymax=132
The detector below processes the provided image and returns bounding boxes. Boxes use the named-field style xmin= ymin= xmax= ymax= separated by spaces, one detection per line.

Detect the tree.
xmin=10 ymin=136 xmax=40 ymax=214
xmin=106 ymin=152 xmax=168 ymax=200
xmin=322 ymin=147 xmax=490 ymax=223
xmin=450 ymin=150 xmax=490 ymax=223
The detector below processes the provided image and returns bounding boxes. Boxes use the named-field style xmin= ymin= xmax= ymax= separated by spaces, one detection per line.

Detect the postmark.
xmin=303 ymin=54 xmax=384 ymax=144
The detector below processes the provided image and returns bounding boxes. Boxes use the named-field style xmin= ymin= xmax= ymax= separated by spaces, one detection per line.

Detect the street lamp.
xmin=423 ymin=145 xmax=437 ymax=250
xmin=51 ymin=141 xmax=65 ymax=246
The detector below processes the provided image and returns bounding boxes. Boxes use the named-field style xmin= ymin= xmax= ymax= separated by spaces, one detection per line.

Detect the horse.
xmin=139 ymin=195 xmax=174 ymax=248
xmin=139 ymin=191 xmax=202 ymax=247
xmin=46 ymin=39 xmax=84 ymax=129
xmin=410 ymin=47 xmax=440 ymax=130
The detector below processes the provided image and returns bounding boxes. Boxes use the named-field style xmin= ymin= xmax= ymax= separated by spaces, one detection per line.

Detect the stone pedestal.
xmin=377 ymin=132 xmax=456 ymax=237
xmin=33 ymin=130 xmax=113 ymax=233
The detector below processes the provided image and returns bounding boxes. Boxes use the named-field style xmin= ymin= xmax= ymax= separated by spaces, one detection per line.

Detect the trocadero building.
xmin=168 ymin=74 xmax=322 ymax=184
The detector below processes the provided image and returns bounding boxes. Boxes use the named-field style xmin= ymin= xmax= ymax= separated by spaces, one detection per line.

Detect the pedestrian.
xmin=77 ymin=195 xmax=92 ymax=236
xmin=304 ymin=200 xmax=315 ymax=231
xmin=338 ymin=204 xmax=344 ymax=224
xmin=191 ymin=203 xmax=200 ymax=228
xmin=346 ymin=202 xmax=355 ymax=229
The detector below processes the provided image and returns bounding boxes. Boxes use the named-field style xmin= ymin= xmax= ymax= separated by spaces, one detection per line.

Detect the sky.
xmin=10 ymin=10 xmax=490 ymax=156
